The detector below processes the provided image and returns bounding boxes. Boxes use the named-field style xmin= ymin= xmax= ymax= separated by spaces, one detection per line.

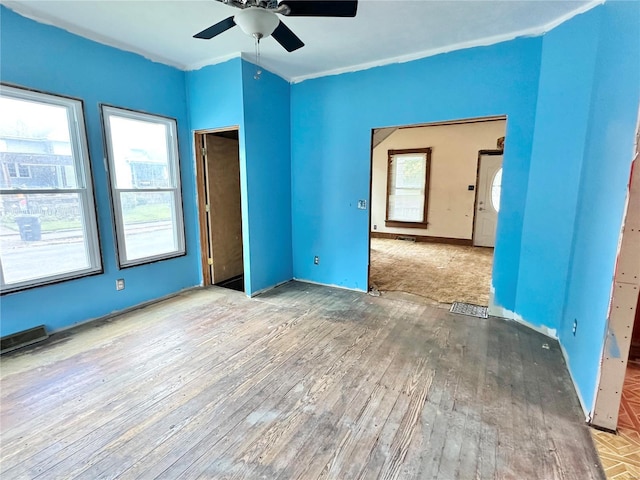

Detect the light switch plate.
xmin=357 ymin=200 xmax=367 ymax=210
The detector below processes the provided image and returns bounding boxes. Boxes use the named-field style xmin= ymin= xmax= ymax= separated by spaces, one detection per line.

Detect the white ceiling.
xmin=3 ymin=0 xmax=599 ymax=82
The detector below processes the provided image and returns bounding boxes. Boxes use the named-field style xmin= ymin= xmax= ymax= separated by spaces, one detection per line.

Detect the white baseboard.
xmin=292 ymin=277 xmax=367 ymax=293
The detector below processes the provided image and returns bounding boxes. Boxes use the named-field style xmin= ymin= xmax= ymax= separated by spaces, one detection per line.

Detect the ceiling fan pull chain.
xmin=254 ymin=35 xmax=263 ymax=80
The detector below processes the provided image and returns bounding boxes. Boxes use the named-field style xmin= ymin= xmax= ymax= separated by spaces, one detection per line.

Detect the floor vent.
xmin=1 ymin=325 xmax=48 ymax=354
xmin=396 ymin=235 xmax=416 ymax=242
xmin=450 ymin=302 xmax=488 ymax=319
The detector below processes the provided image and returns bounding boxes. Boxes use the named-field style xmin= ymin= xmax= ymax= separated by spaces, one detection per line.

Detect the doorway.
xmin=367 ymin=116 xmax=507 ymax=306
xmin=194 ymin=128 xmax=245 ymax=292
xmin=473 ymin=151 xmax=503 ymax=247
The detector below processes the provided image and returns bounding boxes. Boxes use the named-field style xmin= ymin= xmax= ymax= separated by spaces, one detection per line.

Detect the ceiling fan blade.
xmin=272 ymin=21 xmax=305 ymax=52
xmin=194 ymin=16 xmax=236 ymax=39
xmin=279 ymin=0 xmax=358 ymax=17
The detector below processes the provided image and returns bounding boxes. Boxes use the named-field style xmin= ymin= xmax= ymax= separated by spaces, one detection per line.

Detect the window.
xmin=102 ymin=106 xmax=185 ymax=267
xmin=17 ymin=164 xmax=31 ymax=178
xmin=491 ymin=168 xmax=502 ymax=212
xmin=0 ymin=85 xmax=101 ymax=292
xmin=6 ymin=164 xmax=31 ymax=178
xmin=385 ymin=148 xmax=431 ymax=227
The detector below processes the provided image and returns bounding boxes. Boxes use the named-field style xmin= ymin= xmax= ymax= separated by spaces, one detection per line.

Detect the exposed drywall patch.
xmin=489 ymin=286 xmax=558 ymax=339
xmin=607 ymin=327 xmax=622 ymax=358
xmin=187 ymin=52 xmax=243 ymax=72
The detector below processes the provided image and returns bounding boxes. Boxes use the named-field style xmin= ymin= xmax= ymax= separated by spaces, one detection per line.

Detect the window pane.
xmin=388 ymin=153 xmax=426 ymax=222
xmin=0 ymin=96 xmax=78 ymax=190
xmin=120 ymin=191 xmax=180 ymax=261
xmin=0 ymin=86 xmax=100 ymax=292
xmin=104 ymin=106 xmax=185 ymax=266
xmin=0 ymin=193 xmax=92 ymax=284
xmin=394 ymin=155 xmax=426 ymax=189
xmin=491 ymin=168 xmax=502 ymax=212
xmin=107 ymin=116 xmax=171 ymax=189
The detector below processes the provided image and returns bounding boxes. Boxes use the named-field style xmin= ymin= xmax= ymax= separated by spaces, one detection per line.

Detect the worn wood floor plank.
xmin=3 ymin=298 xmax=326 ymax=477
xmin=253 ymin=300 xmax=407 ymax=480
xmin=0 ymin=282 xmax=604 ymax=480
xmin=1 ymin=294 xmax=283 ymax=446
xmin=222 ymin=301 xmax=392 ymax=480
xmin=272 ymin=300 xmax=425 ymax=480
xmin=68 ymin=314 xmax=344 ymax=479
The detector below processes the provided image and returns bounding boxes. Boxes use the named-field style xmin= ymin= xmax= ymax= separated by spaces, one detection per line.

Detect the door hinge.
xmin=207 ymin=258 xmax=213 ymax=265
xmin=201 ymin=147 xmax=207 ymax=156
xmin=205 ymin=204 xmax=210 ymax=213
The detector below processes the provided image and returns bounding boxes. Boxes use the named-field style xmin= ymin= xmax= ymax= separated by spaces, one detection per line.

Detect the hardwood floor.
xmin=0 ymin=281 xmax=603 ymax=479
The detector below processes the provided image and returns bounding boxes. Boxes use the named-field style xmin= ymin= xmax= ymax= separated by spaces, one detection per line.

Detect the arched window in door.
xmin=491 ymin=168 xmax=503 ymax=212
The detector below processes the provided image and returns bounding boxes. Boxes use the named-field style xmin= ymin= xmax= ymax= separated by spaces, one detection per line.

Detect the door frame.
xmin=472 ymin=149 xmax=504 ymax=247
xmin=367 ymin=116 xmax=507 ymax=292
xmin=194 ymin=126 xmax=241 ymax=287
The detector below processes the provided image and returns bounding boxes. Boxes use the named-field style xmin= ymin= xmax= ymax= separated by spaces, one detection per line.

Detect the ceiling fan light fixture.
xmin=234 ymin=8 xmax=279 ymax=39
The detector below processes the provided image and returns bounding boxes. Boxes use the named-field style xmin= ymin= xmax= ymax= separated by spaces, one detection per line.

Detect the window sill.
xmin=1 ymin=268 xmax=103 ymax=296
xmin=384 ymin=221 xmax=429 ymax=229
xmin=118 ymin=250 xmax=187 ymax=269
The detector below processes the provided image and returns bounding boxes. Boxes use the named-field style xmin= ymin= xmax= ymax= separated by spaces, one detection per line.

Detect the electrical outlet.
xmin=116 ymin=278 xmax=125 ymax=291
xmin=357 ymin=200 xmax=367 ymax=210
xmin=314 ymin=256 xmax=319 ymax=265
xmin=373 ymin=224 xmax=377 ymax=230
xmin=572 ymin=319 xmax=577 ymax=336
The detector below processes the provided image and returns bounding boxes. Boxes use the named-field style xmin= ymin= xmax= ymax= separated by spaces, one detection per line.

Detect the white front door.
xmin=473 ymin=154 xmax=503 ymax=247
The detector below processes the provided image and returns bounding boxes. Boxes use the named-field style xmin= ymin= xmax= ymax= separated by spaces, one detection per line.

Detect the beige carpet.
xmin=369 ymin=238 xmax=494 ymax=306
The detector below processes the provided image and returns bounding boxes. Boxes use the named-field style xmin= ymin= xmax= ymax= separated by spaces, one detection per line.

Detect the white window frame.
xmin=0 ymin=84 xmax=102 ymax=293
xmin=101 ymin=106 xmax=185 ymax=268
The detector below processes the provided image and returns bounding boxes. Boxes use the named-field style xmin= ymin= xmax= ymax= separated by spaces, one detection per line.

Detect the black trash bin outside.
xmin=15 ymin=215 xmax=42 ymax=241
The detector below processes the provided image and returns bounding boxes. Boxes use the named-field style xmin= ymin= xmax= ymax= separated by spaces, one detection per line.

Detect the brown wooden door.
xmin=205 ymin=133 xmax=243 ymax=284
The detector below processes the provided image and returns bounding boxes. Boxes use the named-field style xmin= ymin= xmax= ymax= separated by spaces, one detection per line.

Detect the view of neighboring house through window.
xmin=386 ymin=148 xmax=431 ymax=227
xmin=0 ymin=85 xmax=101 ymax=292
xmin=102 ymin=106 xmax=185 ymax=267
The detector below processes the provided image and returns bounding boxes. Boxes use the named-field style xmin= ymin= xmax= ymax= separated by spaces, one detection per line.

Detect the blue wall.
xmin=559 ymin=0 xmax=640 ymax=410
xmin=2 ymin=1 xmax=639 ymax=416
xmin=185 ymin=58 xmax=293 ymax=295
xmin=290 ymin=38 xmax=542 ymax=306
xmin=186 ymin=58 xmax=244 ymax=132
xmin=516 ymin=8 xmax=602 ymax=331
xmin=241 ymin=62 xmax=293 ymax=293
xmin=185 ymin=58 xmax=249 ymax=290
xmin=289 ymin=3 xmax=638 ymax=410
xmin=0 ymin=6 xmax=200 ymax=335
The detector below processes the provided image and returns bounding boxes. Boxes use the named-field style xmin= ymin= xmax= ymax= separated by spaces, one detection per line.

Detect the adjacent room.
xmin=369 ymin=118 xmax=506 ymax=307
xmin=1 ymin=1 xmax=639 ymax=478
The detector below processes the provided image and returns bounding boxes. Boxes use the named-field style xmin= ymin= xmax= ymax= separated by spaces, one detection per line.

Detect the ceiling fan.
xmin=193 ymin=0 xmax=359 ymax=52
